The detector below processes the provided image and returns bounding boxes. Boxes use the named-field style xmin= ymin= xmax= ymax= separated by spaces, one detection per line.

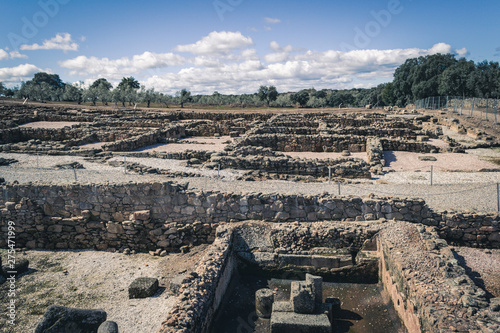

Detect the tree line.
xmin=1 ymin=54 xmax=499 ymax=108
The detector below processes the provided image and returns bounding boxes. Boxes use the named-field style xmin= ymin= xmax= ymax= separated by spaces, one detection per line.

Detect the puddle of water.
xmin=211 ymin=273 xmax=406 ymax=333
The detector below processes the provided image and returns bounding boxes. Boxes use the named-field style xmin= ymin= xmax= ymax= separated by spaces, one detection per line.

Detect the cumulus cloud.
xmin=20 ymin=33 xmax=79 ymax=52
xmin=140 ymin=42 xmax=464 ymax=94
xmin=0 ymin=49 xmax=28 ymax=60
xmin=0 ymin=64 xmax=43 ymax=82
xmin=60 ymin=52 xmax=186 ymax=79
xmin=175 ymin=31 xmax=253 ymax=55
xmin=264 ymin=17 xmax=281 ymax=24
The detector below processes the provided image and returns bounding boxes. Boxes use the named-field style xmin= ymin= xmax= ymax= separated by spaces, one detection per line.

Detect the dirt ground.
xmin=0 ymin=245 xmax=209 ymax=333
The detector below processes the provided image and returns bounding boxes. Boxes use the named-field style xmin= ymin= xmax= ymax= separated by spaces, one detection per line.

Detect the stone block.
xmin=128 ymin=277 xmax=159 ymax=299
xmin=279 ymin=254 xmax=312 ymax=267
xmin=270 ymin=312 xmax=331 ymax=333
xmin=35 ymin=305 xmax=107 ymax=333
xmin=306 ymin=274 xmax=323 ymax=305
xmin=291 ymin=281 xmax=315 ymax=314
xmin=311 ymin=255 xmax=340 ymax=269
xmin=132 ymin=210 xmax=150 ymax=221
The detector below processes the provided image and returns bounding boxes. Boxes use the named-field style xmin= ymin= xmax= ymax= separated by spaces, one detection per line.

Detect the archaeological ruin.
xmin=1 ymin=101 xmax=499 ymax=332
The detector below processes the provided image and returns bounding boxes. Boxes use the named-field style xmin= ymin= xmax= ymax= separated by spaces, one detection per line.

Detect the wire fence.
xmin=414 ymin=96 xmax=499 ymax=125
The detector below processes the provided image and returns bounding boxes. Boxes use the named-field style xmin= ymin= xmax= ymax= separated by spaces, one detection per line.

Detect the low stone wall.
xmin=158 ymin=224 xmax=236 ymax=333
xmin=1 ymin=182 xmax=498 ymax=249
xmin=235 ymin=134 xmax=367 ymax=152
xmin=428 ymin=212 xmax=500 ymax=248
xmin=102 ymin=125 xmax=186 ymax=151
xmin=208 ymin=153 xmax=371 ymax=178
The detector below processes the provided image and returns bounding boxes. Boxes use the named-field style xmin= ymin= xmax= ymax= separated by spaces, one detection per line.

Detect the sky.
xmin=0 ymin=0 xmax=498 ymax=95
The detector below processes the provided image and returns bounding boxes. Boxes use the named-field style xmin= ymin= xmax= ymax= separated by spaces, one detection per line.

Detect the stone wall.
xmin=1 ymin=182 xmax=498 ymax=250
xmin=158 ymin=224 xmax=236 ymax=333
xmin=101 ymin=125 xmax=186 ymax=151
xmin=378 ymin=222 xmax=499 ymax=332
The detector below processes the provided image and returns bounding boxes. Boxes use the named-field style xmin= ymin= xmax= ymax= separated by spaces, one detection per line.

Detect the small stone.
xmin=128 ymin=277 xmax=159 ymax=299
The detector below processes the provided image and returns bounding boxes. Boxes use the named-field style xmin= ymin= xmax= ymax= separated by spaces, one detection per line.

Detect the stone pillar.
xmin=255 ymin=288 xmax=274 ymax=318
xmin=290 ymin=281 xmax=315 ymax=314
xmin=306 ymin=273 xmax=323 ymax=306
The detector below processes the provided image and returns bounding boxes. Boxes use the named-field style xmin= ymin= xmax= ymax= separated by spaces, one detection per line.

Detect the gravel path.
xmin=1 ymin=153 xmax=500 ymax=213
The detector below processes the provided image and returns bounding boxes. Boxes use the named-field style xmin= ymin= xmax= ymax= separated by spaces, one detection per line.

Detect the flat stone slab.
xmin=270 ymin=312 xmax=331 ymax=333
xmin=128 ymin=277 xmax=159 ymax=299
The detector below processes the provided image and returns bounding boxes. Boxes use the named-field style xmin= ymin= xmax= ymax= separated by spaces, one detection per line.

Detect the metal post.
xmin=328 ymin=166 xmax=331 ymax=183
xmin=217 ymin=164 xmax=220 ymax=180
xmin=430 ymin=165 xmax=433 ymax=186
xmin=338 ymin=182 xmax=341 ymax=196
xmin=73 ymin=167 xmax=77 ymax=181
xmin=460 ymin=97 xmax=464 ymax=115
xmin=124 ymin=155 xmax=127 ymax=174
xmin=497 ymin=183 xmax=499 ymax=212
xmin=485 ymin=98 xmax=489 ymax=121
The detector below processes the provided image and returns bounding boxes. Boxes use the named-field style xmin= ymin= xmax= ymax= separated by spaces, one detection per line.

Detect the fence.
xmin=414 ymin=96 xmax=499 ymax=125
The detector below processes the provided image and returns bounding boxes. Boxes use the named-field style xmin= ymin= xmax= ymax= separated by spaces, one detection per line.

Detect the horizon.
xmin=0 ymin=0 xmax=498 ymax=94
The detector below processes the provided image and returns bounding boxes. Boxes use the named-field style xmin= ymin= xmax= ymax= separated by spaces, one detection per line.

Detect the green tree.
xmin=290 ymin=90 xmax=310 ymax=107
xmin=63 ymin=84 xmax=83 ymax=104
xmin=90 ymin=78 xmax=113 ymax=90
xmin=0 ymin=82 xmax=5 ymax=96
xmin=176 ymin=89 xmax=191 ymax=108
xmin=31 ymin=72 xmax=65 ymax=89
xmin=257 ymin=85 xmax=278 ymax=106
xmin=117 ymin=77 xmax=140 ymax=90
xmin=381 ymin=82 xmax=396 ymax=106
xmin=466 ymin=61 xmax=500 ymax=98
xmin=327 ymin=91 xmax=355 ymax=108
xmin=438 ymin=58 xmax=476 ymax=97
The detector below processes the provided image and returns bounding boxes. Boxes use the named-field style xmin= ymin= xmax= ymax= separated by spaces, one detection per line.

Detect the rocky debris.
xmin=128 ymin=277 xmax=159 ymax=299
xmin=418 ymin=155 xmax=437 ymax=161
xmin=97 ymin=321 xmax=119 ymax=333
xmin=35 ymin=305 xmax=107 ymax=333
xmin=0 ymin=157 xmax=18 ymax=166
xmin=54 ymin=161 xmax=85 ymax=169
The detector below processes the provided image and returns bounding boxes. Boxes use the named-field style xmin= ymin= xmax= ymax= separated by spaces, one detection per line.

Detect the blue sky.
xmin=0 ymin=0 xmax=498 ymax=94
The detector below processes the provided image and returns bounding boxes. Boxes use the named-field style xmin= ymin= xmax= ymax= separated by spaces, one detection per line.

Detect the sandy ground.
xmin=452 ymin=247 xmax=500 ymax=298
xmin=383 ymin=151 xmax=499 ymax=172
xmin=79 ymin=142 xmax=107 ymax=149
xmin=427 ymin=138 xmax=450 ymax=149
xmin=283 ymin=151 xmax=368 ymax=161
xmin=18 ymin=121 xmax=83 ymax=129
xmin=137 ymin=136 xmax=233 ymax=153
xmin=0 ymin=245 xmax=208 ymax=333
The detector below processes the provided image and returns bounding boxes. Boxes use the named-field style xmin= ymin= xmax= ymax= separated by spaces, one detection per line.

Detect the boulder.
xmin=128 ymin=277 xmax=159 ymax=299
xmin=35 ymin=305 xmax=107 ymax=333
xmin=97 ymin=321 xmax=119 ymax=333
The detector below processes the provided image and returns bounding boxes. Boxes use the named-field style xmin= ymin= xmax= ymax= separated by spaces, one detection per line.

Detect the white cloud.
xmin=0 ymin=49 xmax=8 ymax=61
xmin=0 ymin=64 xmax=43 ymax=82
xmin=264 ymin=17 xmax=281 ymax=24
xmin=429 ymin=42 xmax=452 ymax=55
xmin=455 ymin=47 xmax=468 ymax=57
xmin=20 ymin=33 xmax=79 ymax=52
xmin=175 ymin=31 xmax=253 ymax=55
xmin=141 ymin=42 xmax=464 ymax=94
xmin=60 ymin=52 xmax=186 ymax=79
xmin=0 ymin=49 xmax=28 ymax=60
